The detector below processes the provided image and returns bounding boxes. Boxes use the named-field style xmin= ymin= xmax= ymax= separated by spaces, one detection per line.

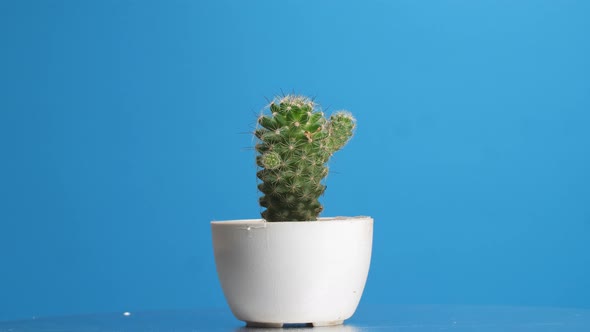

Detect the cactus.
xmin=255 ymin=95 xmax=355 ymax=222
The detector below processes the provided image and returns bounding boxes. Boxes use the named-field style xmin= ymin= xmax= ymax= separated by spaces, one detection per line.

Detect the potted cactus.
xmin=211 ymin=95 xmax=373 ymax=327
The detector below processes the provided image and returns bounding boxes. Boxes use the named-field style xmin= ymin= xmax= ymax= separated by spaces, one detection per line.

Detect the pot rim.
xmin=211 ymin=215 xmax=372 ymax=226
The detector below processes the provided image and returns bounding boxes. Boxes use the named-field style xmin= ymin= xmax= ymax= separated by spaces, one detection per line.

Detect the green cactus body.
xmin=255 ymin=95 xmax=355 ymax=222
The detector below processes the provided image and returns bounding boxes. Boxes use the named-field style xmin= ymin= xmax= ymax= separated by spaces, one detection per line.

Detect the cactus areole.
xmin=255 ymin=95 xmax=355 ymax=222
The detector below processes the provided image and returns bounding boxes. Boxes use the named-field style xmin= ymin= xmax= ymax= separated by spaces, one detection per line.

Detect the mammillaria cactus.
xmin=255 ymin=95 xmax=355 ymax=222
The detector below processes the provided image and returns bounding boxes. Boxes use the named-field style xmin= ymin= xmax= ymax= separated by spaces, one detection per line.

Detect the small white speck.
xmin=123 ymin=312 xmax=131 ymax=317
xmin=247 ymin=226 xmax=251 ymax=231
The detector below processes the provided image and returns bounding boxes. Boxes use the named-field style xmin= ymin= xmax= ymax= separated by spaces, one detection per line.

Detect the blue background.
xmin=1 ymin=0 xmax=589 ymax=321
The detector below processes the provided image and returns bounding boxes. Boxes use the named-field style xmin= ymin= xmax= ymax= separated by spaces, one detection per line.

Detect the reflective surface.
xmin=1 ymin=305 xmax=589 ymax=332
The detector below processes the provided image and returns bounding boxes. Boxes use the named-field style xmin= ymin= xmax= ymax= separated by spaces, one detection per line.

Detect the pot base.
xmin=246 ymin=322 xmax=284 ymax=328
xmin=312 ymin=320 xmax=344 ymax=327
xmin=246 ymin=320 xmax=344 ymax=328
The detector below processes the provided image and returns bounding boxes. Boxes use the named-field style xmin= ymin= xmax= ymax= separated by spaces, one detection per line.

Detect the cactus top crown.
xmin=255 ymin=95 xmax=355 ymax=222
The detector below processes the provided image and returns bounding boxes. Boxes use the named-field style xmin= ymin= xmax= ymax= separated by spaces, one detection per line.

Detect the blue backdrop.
xmin=1 ymin=0 xmax=589 ymax=321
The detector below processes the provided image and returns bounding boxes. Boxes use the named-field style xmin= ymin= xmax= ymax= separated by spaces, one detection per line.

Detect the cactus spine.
xmin=255 ymin=95 xmax=355 ymax=222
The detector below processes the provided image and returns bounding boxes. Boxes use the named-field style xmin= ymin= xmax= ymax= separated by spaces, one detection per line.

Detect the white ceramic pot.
xmin=211 ymin=216 xmax=373 ymax=327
